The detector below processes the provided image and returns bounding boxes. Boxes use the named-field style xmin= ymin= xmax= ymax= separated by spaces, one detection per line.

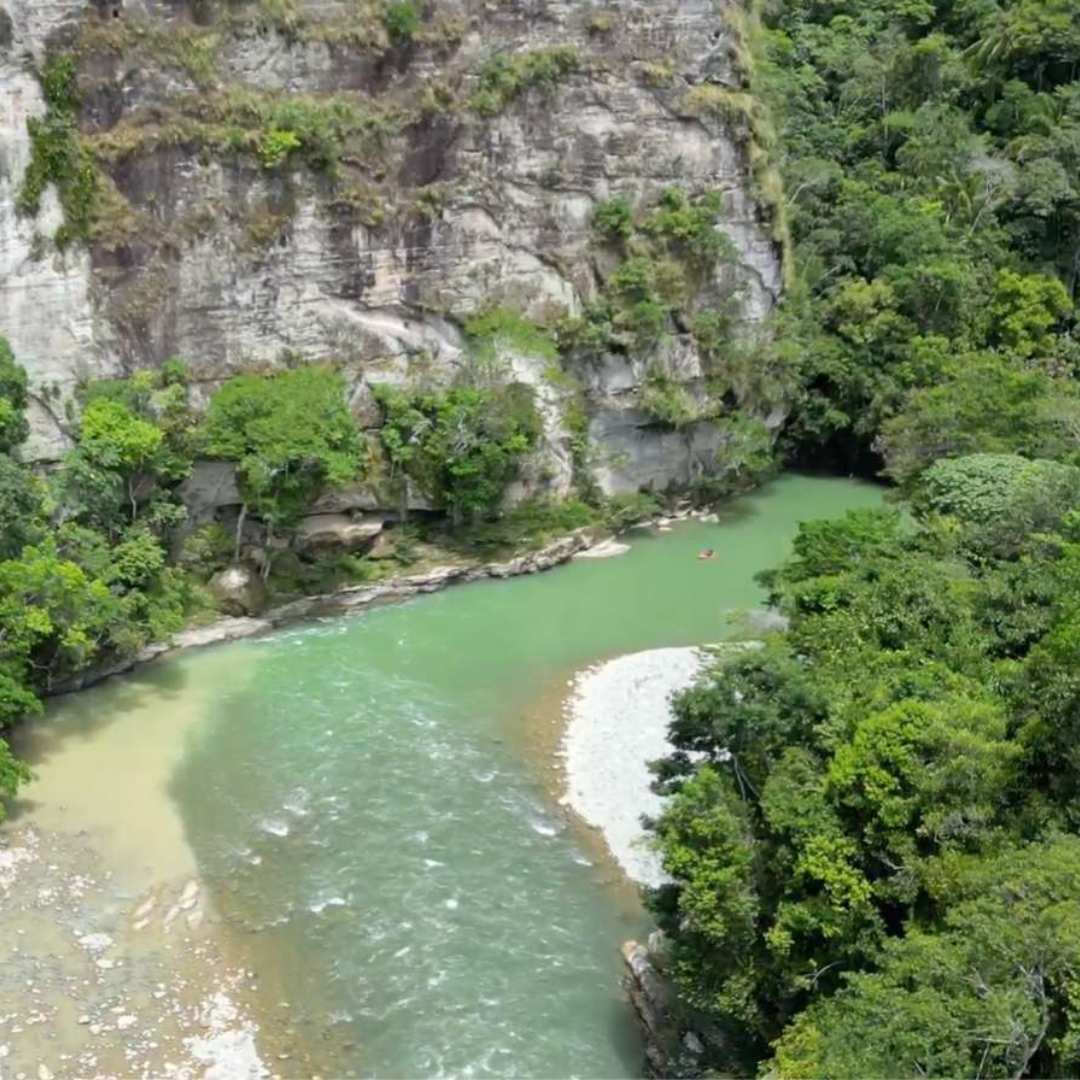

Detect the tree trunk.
xmin=261 ymin=522 xmax=275 ymax=582
xmin=234 ymin=502 xmax=247 ymax=565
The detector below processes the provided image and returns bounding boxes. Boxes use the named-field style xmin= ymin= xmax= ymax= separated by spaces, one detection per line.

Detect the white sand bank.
xmin=560 ymin=647 xmax=707 ymax=887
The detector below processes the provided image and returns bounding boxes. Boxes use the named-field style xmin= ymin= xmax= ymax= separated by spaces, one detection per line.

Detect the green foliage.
xmin=17 ymin=54 xmax=100 ymax=249
xmin=60 ymin=370 xmax=194 ymax=539
xmin=761 ymin=0 xmax=1080 ymax=471
xmin=561 ymin=188 xmax=741 ymax=390
xmin=641 ymin=188 xmax=732 ymax=268
xmin=650 ymin=471 xmax=1080 ymax=1074
xmin=0 ymin=458 xmax=44 ymax=559
xmin=258 ymin=127 xmax=302 ymax=169
xmin=380 ymin=1 xmax=420 ymax=45
xmin=89 ymin=88 xmax=400 ymax=177
xmin=592 ymin=197 xmax=634 ymax=242
xmin=373 ymin=382 xmax=540 ymax=525
xmin=770 ymin=838 xmax=1080 ymax=1079
xmin=0 ymin=739 xmax=31 ymax=822
xmin=463 ymin=308 xmax=558 ymax=364
xmin=0 ymin=345 xmax=196 ymax=828
xmin=599 ymin=491 xmax=663 ymax=532
xmin=990 ymin=270 xmax=1073 ymax=359
xmin=469 ymin=46 xmax=580 ymax=116
xmin=201 ymin=367 xmax=361 ymax=530
xmin=914 ymin=453 xmax=1080 ymax=556
xmin=432 ymin=497 xmax=598 ymax=555
xmin=639 ymin=367 xmax=699 ymax=429
xmin=0 ymin=337 xmax=30 ymax=453
xmin=877 ymin=353 xmax=1080 ymax=484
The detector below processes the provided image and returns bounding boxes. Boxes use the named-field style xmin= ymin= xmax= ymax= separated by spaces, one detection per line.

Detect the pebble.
xmin=37 ymin=1065 xmax=52 ymax=1080
xmin=133 ymin=896 xmax=156 ymax=920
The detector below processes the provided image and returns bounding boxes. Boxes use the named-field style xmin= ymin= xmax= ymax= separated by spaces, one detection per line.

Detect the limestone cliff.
xmin=0 ymin=0 xmax=785 ymax=499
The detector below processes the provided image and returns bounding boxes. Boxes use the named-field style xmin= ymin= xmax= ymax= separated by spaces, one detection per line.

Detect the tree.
xmin=648 ymin=493 xmax=1080 ymax=1074
xmin=0 ymin=336 xmax=30 ymax=453
xmin=69 ymin=398 xmax=165 ymax=527
xmin=770 ymin=837 xmax=1080 ymax=1079
xmin=0 ymin=456 xmax=43 ymax=559
xmin=373 ymin=382 xmax=540 ymax=526
xmin=876 ymin=354 xmax=1079 ymax=485
xmin=912 ymin=453 xmax=1080 ymax=555
xmin=0 ymin=739 xmax=31 ymax=823
xmin=201 ymin=367 xmax=361 ymax=564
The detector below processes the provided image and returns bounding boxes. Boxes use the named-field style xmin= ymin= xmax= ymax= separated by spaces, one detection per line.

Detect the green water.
xmin=45 ymin=475 xmax=882 ymax=1077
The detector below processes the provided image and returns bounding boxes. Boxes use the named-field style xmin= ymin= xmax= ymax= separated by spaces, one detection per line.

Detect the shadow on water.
xmin=9 ymin=658 xmax=192 ymax=793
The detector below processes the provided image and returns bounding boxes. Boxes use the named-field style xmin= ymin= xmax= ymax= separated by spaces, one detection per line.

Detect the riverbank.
xmin=0 ymin=821 xmax=268 ymax=1080
xmin=559 ymin=642 xmax=757 ymax=889
xmin=51 ymin=526 xmax=615 ymax=695
xmin=51 ymin=507 xmax=719 ymax=697
xmin=560 ymin=648 xmax=708 ymax=888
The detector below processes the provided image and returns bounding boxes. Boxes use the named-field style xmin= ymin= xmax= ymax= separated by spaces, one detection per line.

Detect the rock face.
xmin=0 ymin=0 xmax=785 ymax=496
xmin=622 ymin=936 xmax=709 ymax=1078
xmin=295 ymin=512 xmax=384 ymax=552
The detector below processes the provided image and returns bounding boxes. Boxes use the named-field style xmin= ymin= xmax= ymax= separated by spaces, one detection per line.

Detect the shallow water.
xmin=19 ymin=474 xmax=882 ymax=1078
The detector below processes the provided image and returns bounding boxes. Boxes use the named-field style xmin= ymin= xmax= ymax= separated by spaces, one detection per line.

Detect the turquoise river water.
xmin=20 ymin=475 xmax=881 ymax=1078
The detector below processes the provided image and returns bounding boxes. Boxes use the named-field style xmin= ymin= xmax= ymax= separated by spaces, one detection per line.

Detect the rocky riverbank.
xmin=53 ymin=527 xmax=609 ymax=695
xmin=559 ymin=640 xmax=759 ymax=1076
xmin=0 ymin=824 xmax=268 ymax=1080
xmin=560 ymin=647 xmax=708 ymax=888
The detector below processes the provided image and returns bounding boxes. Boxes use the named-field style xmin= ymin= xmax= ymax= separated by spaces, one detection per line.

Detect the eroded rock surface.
xmin=1 ymin=0 xmax=785 ymax=495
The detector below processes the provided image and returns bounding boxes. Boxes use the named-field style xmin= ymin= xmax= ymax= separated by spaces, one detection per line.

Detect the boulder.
xmin=365 ymin=529 xmax=400 ymax=560
xmin=295 ymin=514 xmax=384 ymax=553
xmin=209 ymin=565 xmax=267 ymax=616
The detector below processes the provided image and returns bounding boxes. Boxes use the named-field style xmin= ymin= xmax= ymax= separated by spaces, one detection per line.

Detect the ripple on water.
xmin=258 ymin=817 xmax=290 ymax=838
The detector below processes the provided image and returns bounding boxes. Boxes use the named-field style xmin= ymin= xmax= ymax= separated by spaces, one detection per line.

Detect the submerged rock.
xmin=209 ymin=566 xmax=267 ymax=617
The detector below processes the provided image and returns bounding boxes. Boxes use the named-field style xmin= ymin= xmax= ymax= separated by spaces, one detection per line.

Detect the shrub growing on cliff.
xmin=17 ymin=54 xmax=100 ymax=249
xmin=469 ymin=46 xmax=581 ymax=115
xmin=201 ymin=367 xmax=362 ymax=558
xmin=381 ymin=1 xmax=420 ymax=44
xmin=592 ymin=197 xmax=634 ymax=242
xmin=374 ymin=382 xmax=540 ymax=525
xmin=464 ymin=308 xmax=558 ymax=365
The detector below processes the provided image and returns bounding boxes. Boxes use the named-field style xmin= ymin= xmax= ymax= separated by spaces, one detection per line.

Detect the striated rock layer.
xmin=1 ymin=0 xmax=784 ymax=496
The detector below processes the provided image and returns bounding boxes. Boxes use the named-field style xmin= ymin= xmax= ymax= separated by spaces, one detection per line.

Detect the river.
xmin=5 ymin=474 xmax=881 ymax=1078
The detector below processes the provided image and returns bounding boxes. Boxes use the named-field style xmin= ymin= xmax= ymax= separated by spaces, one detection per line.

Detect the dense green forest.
xmin=648 ymin=0 xmax=1080 ymax=1076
